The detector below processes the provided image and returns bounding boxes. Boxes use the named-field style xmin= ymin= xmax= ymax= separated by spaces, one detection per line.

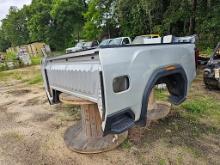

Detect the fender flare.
xmin=136 ymin=64 xmax=188 ymax=126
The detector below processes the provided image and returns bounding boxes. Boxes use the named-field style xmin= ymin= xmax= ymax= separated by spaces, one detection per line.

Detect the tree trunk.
xmin=82 ymin=0 xmax=87 ymax=8
xmin=77 ymin=32 xmax=80 ymax=42
xmin=189 ymin=0 xmax=197 ymax=34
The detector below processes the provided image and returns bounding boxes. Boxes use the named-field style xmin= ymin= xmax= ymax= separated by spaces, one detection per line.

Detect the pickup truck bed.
xmin=42 ymin=43 xmax=196 ymax=135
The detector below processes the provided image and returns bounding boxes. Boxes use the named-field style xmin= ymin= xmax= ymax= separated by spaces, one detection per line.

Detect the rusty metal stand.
xmin=59 ymin=93 xmax=128 ymax=154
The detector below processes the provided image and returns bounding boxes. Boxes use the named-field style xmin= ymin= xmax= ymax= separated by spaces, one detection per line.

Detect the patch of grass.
xmin=180 ymin=95 xmax=220 ymax=129
xmin=26 ymin=73 xmax=43 ymax=85
xmin=13 ymin=71 xmax=23 ymax=80
xmin=176 ymin=155 xmax=183 ymax=165
xmin=5 ymin=51 xmax=17 ymax=61
xmin=200 ymin=47 xmax=213 ymax=56
xmin=121 ymin=139 xmax=133 ymax=149
xmin=31 ymin=56 xmax=42 ymax=65
xmin=3 ymin=132 xmax=24 ymax=141
xmin=56 ymin=111 xmax=80 ymax=122
xmin=181 ymin=97 xmax=219 ymax=114
xmin=158 ymin=159 xmax=166 ymax=165
xmin=0 ymin=62 xmax=8 ymax=71
xmin=183 ymin=146 xmax=203 ymax=158
xmin=0 ymin=70 xmax=14 ymax=80
xmin=56 ymin=105 xmax=80 ymax=122
xmin=0 ymin=66 xmax=44 ymax=86
xmin=154 ymin=88 xmax=169 ymax=101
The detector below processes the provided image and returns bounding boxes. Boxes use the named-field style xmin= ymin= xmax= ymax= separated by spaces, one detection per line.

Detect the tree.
xmin=27 ymin=0 xmax=85 ymax=50
xmin=50 ymin=0 xmax=86 ymax=49
xmin=27 ymin=0 xmax=53 ymax=43
xmin=196 ymin=0 xmax=220 ymax=48
xmin=116 ymin=0 xmax=150 ymax=36
xmin=83 ymin=0 xmax=118 ymax=40
xmin=0 ymin=29 xmax=10 ymax=52
xmin=189 ymin=0 xmax=197 ymax=34
xmin=115 ymin=0 xmax=171 ymax=37
xmin=1 ymin=6 xmax=30 ymax=47
xmin=0 ymin=0 xmax=219 ymax=51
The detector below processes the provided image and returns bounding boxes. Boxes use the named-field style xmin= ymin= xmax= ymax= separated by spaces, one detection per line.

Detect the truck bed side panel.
xmin=99 ymin=44 xmax=195 ymax=128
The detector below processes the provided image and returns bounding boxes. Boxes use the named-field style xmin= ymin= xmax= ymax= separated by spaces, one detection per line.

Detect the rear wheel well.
xmin=137 ymin=65 xmax=188 ymax=126
xmin=155 ymin=73 xmax=187 ymax=103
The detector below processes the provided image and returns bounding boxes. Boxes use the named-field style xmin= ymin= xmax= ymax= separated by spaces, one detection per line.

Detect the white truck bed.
xmin=42 ymin=42 xmax=196 ymax=135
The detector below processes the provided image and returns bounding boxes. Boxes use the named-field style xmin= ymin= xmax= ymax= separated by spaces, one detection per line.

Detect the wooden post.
xmin=59 ymin=93 xmax=128 ymax=154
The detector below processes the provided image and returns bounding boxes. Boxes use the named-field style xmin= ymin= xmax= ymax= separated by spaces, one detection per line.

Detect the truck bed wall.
xmin=99 ymin=44 xmax=196 ymax=127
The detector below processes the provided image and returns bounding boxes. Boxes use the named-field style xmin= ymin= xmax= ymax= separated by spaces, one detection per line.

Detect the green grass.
xmin=121 ymin=139 xmax=133 ymax=149
xmin=158 ymin=159 xmax=166 ymax=165
xmin=0 ymin=66 xmax=43 ymax=85
xmin=181 ymin=97 xmax=219 ymax=114
xmin=0 ymin=69 xmax=27 ymax=81
xmin=25 ymin=73 xmax=43 ymax=85
xmin=154 ymin=88 xmax=169 ymax=101
xmin=0 ymin=70 xmax=15 ymax=81
xmin=0 ymin=63 xmax=8 ymax=71
xmin=153 ymin=83 xmax=220 ymax=126
xmin=5 ymin=51 xmax=17 ymax=61
xmin=31 ymin=56 xmax=42 ymax=65
xmin=180 ymin=95 xmax=220 ymax=128
xmin=154 ymin=84 xmax=220 ymax=128
xmin=200 ymin=47 xmax=213 ymax=56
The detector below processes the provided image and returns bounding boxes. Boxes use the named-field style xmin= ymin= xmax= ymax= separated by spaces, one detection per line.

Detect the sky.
xmin=0 ymin=0 xmax=32 ymax=21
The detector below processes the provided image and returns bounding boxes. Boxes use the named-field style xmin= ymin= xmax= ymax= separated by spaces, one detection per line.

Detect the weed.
xmin=121 ymin=139 xmax=133 ymax=149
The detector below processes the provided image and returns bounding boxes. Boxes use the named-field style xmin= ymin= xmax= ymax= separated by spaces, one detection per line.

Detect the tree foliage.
xmin=50 ymin=0 xmax=85 ymax=49
xmin=0 ymin=0 xmax=85 ymax=51
xmin=0 ymin=29 xmax=10 ymax=52
xmin=0 ymin=0 xmax=220 ymax=51
xmin=27 ymin=0 xmax=53 ymax=43
xmin=83 ymin=0 xmax=220 ymax=49
xmin=26 ymin=0 xmax=85 ymax=50
xmin=83 ymin=0 xmax=118 ymax=40
xmin=1 ymin=6 xmax=30 ymax=47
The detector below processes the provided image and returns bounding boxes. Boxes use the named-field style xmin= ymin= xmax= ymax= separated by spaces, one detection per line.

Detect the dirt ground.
xmin=0 ymin=66 xmax=219 ymax=165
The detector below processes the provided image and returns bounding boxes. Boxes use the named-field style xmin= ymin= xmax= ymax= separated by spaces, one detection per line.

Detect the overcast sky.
xmin=0 ymin=0 xmax=32 ymax=21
